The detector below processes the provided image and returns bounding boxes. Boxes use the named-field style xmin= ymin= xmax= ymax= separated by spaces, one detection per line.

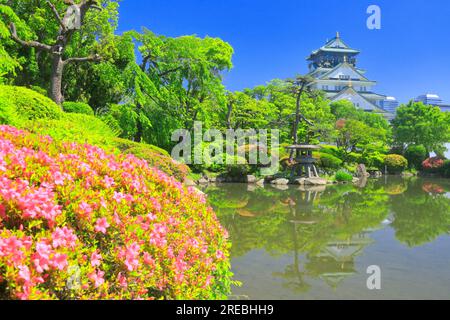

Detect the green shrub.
xmin=361 ymin=152 xmax=385 ymax=170
xmin=335 ymin=170 xmax=353 ymax=182
xmin=25 ymin=113 xmax=118 ymax=150
xmin=62 ymin=101 xmax=94 ymax=116
xmin=319 ymin=145 xmax=342 ymax=158
xmin=384 ymin=154 xmax=408 ymax=174
xmin=442 ymin=160 xmax=450 ymax=178
xmin=226 ymin=156 xmax=251 ymax=177
xmin=317 ymin=152 xmax=343 ymax=170
xmin=346 ymin=152 xmax=362 ymax=164
xmin=0 ymin=85 xmax=62 ymax=124
xmin=404 ymin=145 xmax=428 ymax=170
xmin=123 ymin=142 xmax=190 ymax=182
xmin=106 ymin=104 xmax=140 ymax=140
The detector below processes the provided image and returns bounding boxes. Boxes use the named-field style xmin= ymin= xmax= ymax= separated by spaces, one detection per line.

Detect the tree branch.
xmin=158 ymin=67 xmax=182 ymax=77
xmin=9 ymin=23 xmax=52 ymax=52
xmin=46 ymin=0 xmax=66 ymax=31
xmin=64 ymin=54 xmax=101 ymax=65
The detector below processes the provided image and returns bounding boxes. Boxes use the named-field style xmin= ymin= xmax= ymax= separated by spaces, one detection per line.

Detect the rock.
xmin=352 ymin=177 xmax=360 ymax=184
xmin=256 ymin=179 xmax=265 ymax=187
xmin=184 ymin=178 xmax=197 ymax=187
xmin=304 ymin=178 xmax=328 ymax=186
xmin=272 ymin=184 xmax=289 ymax=191
xmin=271 ymin=178 xmax=289 ymax=185
xmin=356 ymin=164 xmax=370 ymax=178
xmin=197 ymin=177 xmax=209 ymax=185
xmin=246 ymin=175 xmax=257 ymax=184
xmin=291 ymin=178 xmax=306 ymax=185
xmin=401 ymin=172 xmax=415 ymax=178
xmin=215 ymin=176 xmax=226 ymax=183
xmin=209 ymin=176 xmax=217 ymax=183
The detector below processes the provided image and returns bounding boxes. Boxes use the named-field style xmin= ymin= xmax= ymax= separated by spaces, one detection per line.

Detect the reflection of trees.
xmin=390 ymin=179 xmax=450 ymax=247
xmin=205 ymin=178 xmax=450 ymax=295
xmin=205 ymin=182 xmax=389 ymax=292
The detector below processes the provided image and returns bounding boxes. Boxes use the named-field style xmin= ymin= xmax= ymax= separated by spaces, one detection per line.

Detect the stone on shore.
xmin=246 ymin=175 xmax=257 ymax=184
xmin=271 ymin=178 xmax=289 ymax=185
xmin=303 ymin=178 xmax=328 ymax=186
xmin=184 ymin=178 xmax=197 ymax=187
xmin=197 ymin=177 xmax=209 ymax=185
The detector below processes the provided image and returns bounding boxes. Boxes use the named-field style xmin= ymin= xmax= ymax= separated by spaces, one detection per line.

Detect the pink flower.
xmin=216 ymin=250 xmax=225 ymax=260
xmin=91 ymin=251 xmax=102 ymax=267
xmin=103 ymin=175 xmax=115 ymax=188
xmin=94 ymin=218 xmax=110 ymax=234
xmin=18 ymin=265 xmax=31 ymax=283
xmin=88 ymin=270 xmax=105 ymax=288
xmin=78 ymin=202 xmax=93 ymax=216
xmin=119 ymin=243 xmax=140 ymax=272
xmin=117 ymin=272 xmax=128 ymax=289
xmin=51 ymin=253 xmax=68 ymax=271
xmin=143 ymin=252 xmax=154 ymax=266
xmin=52 ymin=227 xmax=78 ymax=249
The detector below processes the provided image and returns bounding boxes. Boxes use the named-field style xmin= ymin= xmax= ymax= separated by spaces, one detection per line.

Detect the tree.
xmin=134 ymin=29 xmax=233 ymax=130
xmin=225 ymin=91 xmax=276 ymax=130
xmin=287 ymin=75 xmax=315 ymax=145
xmin=392 ymin=101 xmax=450 ymax=154
xmin=1 ymin=0 xmax=119 ymax=105
xmin=335 ymin=119 xmax=387 ymax=160
xmin=245 ymin=79 xmax=335 ymax=145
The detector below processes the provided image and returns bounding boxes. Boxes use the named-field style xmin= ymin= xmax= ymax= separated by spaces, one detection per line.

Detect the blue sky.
xmin=117 ymin=0 xmax=450 ymax=104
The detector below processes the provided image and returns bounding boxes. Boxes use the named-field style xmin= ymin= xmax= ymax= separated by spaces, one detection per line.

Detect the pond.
xmin=201 ymin=177 xmax=450 ymax=300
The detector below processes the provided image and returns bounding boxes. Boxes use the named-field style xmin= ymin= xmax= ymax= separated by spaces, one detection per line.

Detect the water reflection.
xmin=202 ymin=177 xmax=450 ymax=299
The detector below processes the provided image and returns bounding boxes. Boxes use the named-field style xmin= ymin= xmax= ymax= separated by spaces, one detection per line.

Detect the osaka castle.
xmin=307 ymin=32 xmax=388 ymax=116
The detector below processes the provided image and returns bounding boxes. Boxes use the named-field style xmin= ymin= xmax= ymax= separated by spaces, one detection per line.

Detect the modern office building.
xmin=382 ymin=96 xmax=399 ymax=113
xmin=415 ymin=93 xmax=443 ymax=106
xmin=307 ymin=32 xmax=391 ymax=118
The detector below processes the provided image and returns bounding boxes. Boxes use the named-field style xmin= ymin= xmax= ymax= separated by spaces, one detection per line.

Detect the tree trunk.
xmin=290 ymin=87 xmax=305 ymax=161
xmin=50 ymin=55 xmax=65 ymax=106
xmin=226 ymin=101 xmax=233 ymax=129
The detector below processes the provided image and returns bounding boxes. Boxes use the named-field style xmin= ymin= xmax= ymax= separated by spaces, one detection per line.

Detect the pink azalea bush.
xmin=422 ymin=157 xmax=444 ymax=173
xmin=0 ymin=125 xmax=232 ymax=300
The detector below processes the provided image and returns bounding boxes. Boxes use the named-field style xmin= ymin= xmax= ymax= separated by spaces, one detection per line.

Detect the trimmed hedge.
xmin=0 ymin=85 xmax=62 ymax=125
xmin=385 ymin=154 xmax=408 ymax=174
xmin=335 ymin=170 xmax=353 ymax=182
xmin=62 ymin=101 xmax=95 ymax=116
xmin=25 ymin=113 xmax=119 ymax=150
xmin=317 ymin=152 xmax=343 ymax=170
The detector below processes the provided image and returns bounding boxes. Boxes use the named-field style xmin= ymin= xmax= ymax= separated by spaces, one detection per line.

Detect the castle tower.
xmin=307 ymin=33 xmax=387 ymax=115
